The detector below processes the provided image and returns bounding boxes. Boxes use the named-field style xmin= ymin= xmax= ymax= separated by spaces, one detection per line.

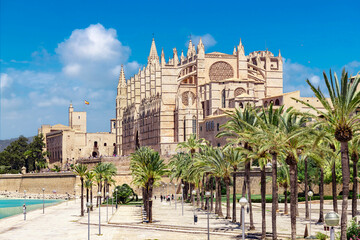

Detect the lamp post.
xmin=86 ymin=202 xmax=92 ymax=240
xmin=325 ymin=211 xmax=340 ymax=240
xmin=239 ymin=197 xmax=248 ymax=240
xmin=205 ymin=191 xmax=211 ymax=240
xmin=106 ymin=192 xmax=109 ymax=222
xmin=112 ymin=190 xmax=114 ymax=215
xmin=174 ymin=184 xmax=177 ymax=210
xmin=181 ymin=184 xmax=184 ymax=216
xmin=23 ymin=190 xmax=27 ymax=221
xmin=42 ymin=188 xmax=45 ymax=214
xmin=308 ymin=190 xmax=314 ymax=238
xmin=97 ymin=191 xmax=102 ymax=235
xmin=115 ymin=188 xmax=118 ymax=209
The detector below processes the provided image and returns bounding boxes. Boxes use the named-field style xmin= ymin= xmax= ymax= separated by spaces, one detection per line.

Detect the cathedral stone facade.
xmin=116 ymin=38 xmax=283 ymax=156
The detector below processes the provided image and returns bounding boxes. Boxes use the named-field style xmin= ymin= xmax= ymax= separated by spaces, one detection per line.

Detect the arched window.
xmin=183 ymin=118 xmax=186 ymax=141
xmin=192 ymin=116 xmax=196 ymax=134
xmin=221 ymin=90 xmax=226 ymax=108
xmin=264 ymin=101 xmax=268 ymax=107
xmin=94 ymin=141 xmax=98 ymax=148
xmin=275 ymin=99 xmax=280 ymax=106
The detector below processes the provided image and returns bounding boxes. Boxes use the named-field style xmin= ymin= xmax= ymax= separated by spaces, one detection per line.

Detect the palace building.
xmin=116 ymin=38 xmax=283 ymax=155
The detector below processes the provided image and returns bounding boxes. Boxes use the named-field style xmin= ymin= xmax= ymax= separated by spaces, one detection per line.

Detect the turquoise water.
xmin=0 ymin=199 xmax=61 ymax=219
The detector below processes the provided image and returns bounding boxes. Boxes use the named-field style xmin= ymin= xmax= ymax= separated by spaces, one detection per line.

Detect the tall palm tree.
xmin=73 ymin=164 xmax=88 ymax=216
xmin=217 ymin=105 xmax=257 ymax=228
xmin=93 ymin=163 xmax=107 ymax=207
xmin=130 ymin=146 xmax=167 ymax=222
xmin=296 ymin=70 xmax=360 ymax=239
xmin=277 ymin=161 xmax=290 ymax=215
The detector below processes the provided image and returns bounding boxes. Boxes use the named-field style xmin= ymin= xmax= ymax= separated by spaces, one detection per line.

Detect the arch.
xmin=240 ymin=102 xmax=244 ymax=108
xmin=94 ymin=141 xmax=98 ymax=148
xmin=92 ymin=151 xmax=97 ymax=157
xmin=221 ymin=90 xmax=226 ymax=108
xmin=192 ymin=116 xmax=196 ymax=134
xmin=135 ymin=131 xmax=140 ymax=150
xmin=264 ymin=101 xmax=268 ymax=107
xmin=275 ymin=99 xmax=280 ymax=106
xmin=234 ymin=87 xmax=246 ymax=97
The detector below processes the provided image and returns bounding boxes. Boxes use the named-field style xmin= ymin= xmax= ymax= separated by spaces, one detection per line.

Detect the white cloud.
xmin=344 ymin=60 xmax=360 ymax=76
xmin=309 ymin=75 xmax=320 ymax=85
xmin=0 ymin=73 xmax=13 ymax=89
xmin=187 ymin=34 xmax=217 ymax=49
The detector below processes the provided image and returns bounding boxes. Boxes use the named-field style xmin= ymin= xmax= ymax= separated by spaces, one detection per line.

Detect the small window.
xmin=104 ymin=143 xmax=107 ymax=146
xmin=211 ymin=121 xmax=214 ymax=131
xmin=78 ymin=116 xmax=80 ymax=119
xmin=217 ymin=143 xmax=220 ymax=147
xmin=200 ymin=126 xmax=202 ymax=132
xmin=217 ymin=123 xmax=220 ymax=131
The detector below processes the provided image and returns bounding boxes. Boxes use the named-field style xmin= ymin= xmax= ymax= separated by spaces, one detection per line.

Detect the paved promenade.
xmin=0 ymin=196 xmax=352 ymax=240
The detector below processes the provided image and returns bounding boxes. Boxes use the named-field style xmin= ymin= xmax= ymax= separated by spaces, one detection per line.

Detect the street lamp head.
xmin=205 ymin=191 xmax=211 ymax=197
xmin=106 ymin=192 xmax=109 ymax=196
xmin=239 ymin=197 xmax=248 ymax=207
xmin=97 ymin=191 xmax=102 ymax=197
xmin=192 ymin=190 xmax=196 ymax=195
xmin=42 ymin=188 xmax=45 ymax=191
xmin=308 ymin=190 xmax=314 ymax=197
xmin=175 ymin=183 xmax=177 ymax=187
xmin=86 ymin=202 xmax=92 ymax=208
xmin=24 ymin=190 xmax=26 ymax=194
xmin=112 ymin=189 xmax=114 ymax=193
xmin=181 ymin=184 xmax=184 ymax=188
xmin=115 ymin=188 xmax=118 ymax=192
xmin=325 ymin=211 xmax=340 ymax=227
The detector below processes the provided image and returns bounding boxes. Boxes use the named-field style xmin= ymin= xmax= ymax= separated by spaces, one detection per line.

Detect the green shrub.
xmin=346 ymin=218 xmax=360 ymax=240
xmin=315 ymin=232 xmax=327 ymax=240
xmin=113 ymin=184 xmax=138 ymax=204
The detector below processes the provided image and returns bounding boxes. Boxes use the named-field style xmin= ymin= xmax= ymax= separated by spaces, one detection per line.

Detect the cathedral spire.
xmin=161 ymin=48 xmax=166 ymax=66
xmin=278 ymin=49 xmax=283 ymax=62
xmin=148 ymin=38 xmax=159 ymax=64
xmin=233 ymin=46 xmax=237 ymax=55
xmin=197 ymin=37 xmax=205 ymax=57
xmin=118 ymin=65 xmax=126 ymax=88
xmin=180 ymin=50 xmax=185 ymax=62
xmin=237 ymin=38 xmax=245 ymax=56
xmin=187 ymin=39 xmax=193 ymax=57
xmin=173 ymin=48 xmax=179 ymax=65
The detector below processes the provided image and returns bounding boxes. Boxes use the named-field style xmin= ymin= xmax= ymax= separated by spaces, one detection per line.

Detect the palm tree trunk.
xmin=246 ymin=161 xmax=255 ymax=230
xmin=197 ymin=184 xmax=201 ymax=207
xmin=261 ymin=166 xmax=266 ymax=240
xmin=215 ymin=177 xmax=219 ymax=214
xmin=295 ymin=166 xmax=299 ymax=216
xmin=271 ymin=153 xmax=277 ymax=240
xmin=90 ymin=188 xmax=93 ymax=211
xmin=80 ymin=177 xmax=84 ymax=216
xmin=352 ymin=152 xmax=358 ymax=218
xmin=284 ymin=185 xmax=288 ymax=214
xmin=289 ymin=163 xmax=297 ymax=240
xmin=225 ymin=177 xmax=231 ymax=219
xmin=148 ymin=179 xmax=154 ymax=223
xmin=340 ymin=141 xmax=350 ymax=240
xmin=332 ymin=161 xmax=338 ymax=213
xmin=317 ymin=167 xmax=324 ymax=223
xmin=304 ymin=157 xmax=309 ymax=219
xmin=232 ymin=167 xmax=237 ymax=223
xmin=216 ymin=177 xmax=223 ymax=217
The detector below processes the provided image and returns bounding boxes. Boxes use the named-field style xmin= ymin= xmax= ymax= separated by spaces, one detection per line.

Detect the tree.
xmin=130 ymin=147 xmax=167 ymax=222
xmin=74 ymin=164 xmax=88 ymax=216
xmin=24 ymin=134 xmax=47 ymax=172
xmin=114 ymin=184 xmax=138 ymax=204
xmin=296 ymin=69 xmax=360 ymax=240
xmin=0 ymin=136 xmax=28 ymax=172
xmin=350 ymin=135 xmax=360 ymax=217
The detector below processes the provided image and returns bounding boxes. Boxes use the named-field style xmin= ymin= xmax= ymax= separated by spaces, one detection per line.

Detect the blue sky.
xmin=1 ymin=0 xmax=359 ymax=139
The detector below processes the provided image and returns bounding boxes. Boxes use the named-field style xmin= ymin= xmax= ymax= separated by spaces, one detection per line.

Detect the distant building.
xmin=38 ymin=104 xmax=116 ymax=167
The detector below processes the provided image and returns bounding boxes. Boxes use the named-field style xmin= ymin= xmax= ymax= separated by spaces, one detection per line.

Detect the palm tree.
xmin=73 ymin=164 xmax=88 ymax=216
xmin=93 ymin=163 xmax=107 ymax=207
xmin=217 ymin=105 xmax=257 ymax=228
xmin=277 ymin=161 xmax=290 ymax=215
xmin=130 ymin=146 xmax=167 ymax=222
xmin=85 ymin=171 xmax=95 ymax=211
xmin=296 ymin=70 xmax=360 ymax=239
